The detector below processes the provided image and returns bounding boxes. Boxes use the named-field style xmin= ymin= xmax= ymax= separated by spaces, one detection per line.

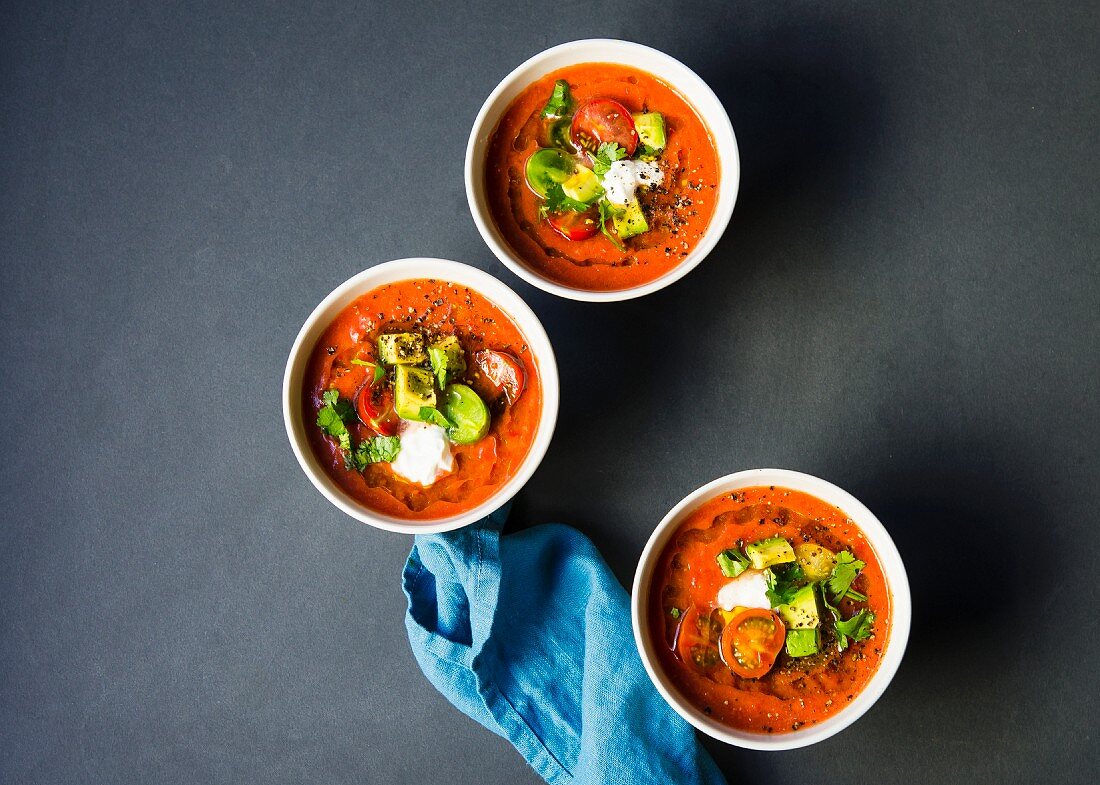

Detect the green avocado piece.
xmin=378 ymin=333 xmax=426 ymax=365
xmin=746 ymin=536 xmax=796 ymax=570
xmin=632 ymin=112 xmax=666 ymax=156
xmin=442 ymin=384 xmax=490 ymax=445
xmin=561 ymin=164 xmax=601 ymax=203
xmin=785 ymin=627 xmax=821 ymax=657
xmin=777 ymin=584 xmax=820 ymax=630
xmin=611 ymin=199 xmax=648 ymax=239
xmin=428 ymin=335 xmax=466 ymax=389
xmin=394 ymin=365 xmax=436 ymax=420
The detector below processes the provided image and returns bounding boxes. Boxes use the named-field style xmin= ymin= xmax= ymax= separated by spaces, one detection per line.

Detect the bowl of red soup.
xmin=283 ymin=259 xmax=558 ymax=534
xmin=632 ymin=469 xmax=911 ymax=750
xmin=467 ymin=39 xmax=739 ymax=301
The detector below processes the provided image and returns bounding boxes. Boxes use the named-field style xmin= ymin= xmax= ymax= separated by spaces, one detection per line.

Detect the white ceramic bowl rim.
xmin=282 ymin=258 xmax=559 ymax=535
xmin=631 ymin=468 xmax=912 ymax=750
xmin=465 ymin=38 xmax=741 ymax=302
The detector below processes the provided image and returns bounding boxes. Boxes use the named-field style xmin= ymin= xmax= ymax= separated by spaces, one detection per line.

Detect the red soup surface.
xmin=648 ymin=487 xmax=892 ymax=733
xmin=302 ymin=278 xmax=542 ymax=520
xmin=486 ymin=62 xmax=720 ymax=292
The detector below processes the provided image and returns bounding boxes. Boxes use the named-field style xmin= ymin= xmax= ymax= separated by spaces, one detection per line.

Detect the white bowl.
xmin=631 ymin=469 xmax=911 ymax=750
xmin=282 ymin=258 xmax=559 ymax=535
xmin=465 ymin=38 xmax=740 ymax=302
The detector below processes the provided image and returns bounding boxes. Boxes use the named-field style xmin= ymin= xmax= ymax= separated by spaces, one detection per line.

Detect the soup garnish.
xmin=303 ymin=279 xmax=542 ymax=520
xmin=650 ymin=487 xmax=890 ymax=733
xmin=486 ymin=63 xmax=720 ymax=291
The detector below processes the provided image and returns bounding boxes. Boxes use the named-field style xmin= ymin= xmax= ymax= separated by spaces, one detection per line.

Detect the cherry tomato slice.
xmin=356 ymin=378 xmax=398 ymax=436
xmin=570 ymin=99 xmax=638 ymax=156
xmin=719 ymin=608 xmax=786 ymax=679
xmin=673 ymin=605 xmax=722 ymax=671
xmin=472 ymin=350 xmax=526 ymax=405
xmin=547 ymin=207 xmax=600 ymax=241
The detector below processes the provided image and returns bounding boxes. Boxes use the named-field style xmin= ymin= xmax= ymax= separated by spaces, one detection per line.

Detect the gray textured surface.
xmin=2 ymin=1 xmax=1098 ymax=783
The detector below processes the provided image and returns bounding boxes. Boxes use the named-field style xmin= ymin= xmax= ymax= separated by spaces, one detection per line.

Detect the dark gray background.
xmin=2 ymin=1 xmax=1097 ymax=783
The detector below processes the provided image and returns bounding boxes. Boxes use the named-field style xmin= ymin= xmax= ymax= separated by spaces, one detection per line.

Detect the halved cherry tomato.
xmin=719 ymin=608 xmax=786 ymax=679
xmin=570 ymin=99 xmax=638 ymax=156
xmin=673 ymin=605 xmax=722 ymax=671
xmin=356 ymin=378 xmax=398 ymax=436
xmin=472 ymin=350 xmax=526 ymax=405
xmin=547 ymin=207 xmax=600 ymax=241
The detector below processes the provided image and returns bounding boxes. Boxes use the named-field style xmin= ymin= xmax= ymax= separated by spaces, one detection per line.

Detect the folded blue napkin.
xmin=402 ymin=506 xmax=727 ymax=785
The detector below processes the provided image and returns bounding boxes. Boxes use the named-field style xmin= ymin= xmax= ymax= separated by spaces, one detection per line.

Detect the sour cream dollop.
xmin=716 ymin=569 xmax=772 ymax=612
xmin=390 ymin=421 xmax=454 ymax=486
xmin=599 ymin=159 xmax=664 ymax=205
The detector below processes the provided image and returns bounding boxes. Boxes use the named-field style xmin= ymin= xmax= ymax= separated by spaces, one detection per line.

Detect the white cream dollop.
xmin=716 ymin=569 xmax=772 ymax=612
xmin=599 ymin=159 xmax=664 ymax=205
xmin=390 ymin=421 xmax=454 ymax=486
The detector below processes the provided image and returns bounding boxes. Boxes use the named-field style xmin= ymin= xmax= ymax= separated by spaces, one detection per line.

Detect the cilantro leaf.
xmin=316 ymin=389 xmax=354 ymax=435
xmin=541 ymin=184 xmax=594 ymax=217
xmin=315 ymin=405 xmax=345 ymax=437
xmin=835 ymin=610 xmax=875 ymax=641
xmin=669 ymin=607 xmax=681 ymax=619
xmin=346 ymin=435 xmax=402 ymax=470
xmin=819 ymin=586 xmax=874 ymax=651
xmin=591 ymin=142 xmax=626 ymax=176
xmin=832 ymin=609 xmax=875 ymax=651
xmin=826 ymin=551 xmax=866 ymax=600
xmin=350 ymin=359 xmax=386 ymax=385
xmin=716 ymin=549 xmax=751 ymax=578
xmin=540 ymin=79 xmax=574 ymax=119
xmin=765 ymin=563 xmax=806 ymax=607
xmin=597 ymin=199 xmax=625 ymax=251
xmin=317 ymin=388 xmax=401 ymax=471
xmin=418 ymin=407 xmax=452 ymax=429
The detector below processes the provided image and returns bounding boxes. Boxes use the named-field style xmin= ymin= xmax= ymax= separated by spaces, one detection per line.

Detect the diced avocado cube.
xmin=745 ymin=536 xmax=796 ymax=569
xmin=777 ymin=584 xmax=820 ymax=630
xmin=632 ymin=112 xmax=666 ymax=156
xmin=561 ymin=164 xmax=601 ymax=203
xmin=378 ymin=333 xmax=426 ymax=365
xmin=612 ymin=200 xmax=648 ymax=239
xmin=394 ymin=365 xmax=436 ymax=420
xmin=785 ymin=627 xmax=820 ymax=658
xmin=428 ymin=335 xmax=466 ymax=388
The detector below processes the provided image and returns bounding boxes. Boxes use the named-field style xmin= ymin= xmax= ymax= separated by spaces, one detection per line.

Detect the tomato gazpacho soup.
xmin=649 ymin=486 xmax=891 ymax=733
xmin=486 ymin=62 xmax=720 ymax=291
xmin=303 ymin=279 xmax=541 ymax=520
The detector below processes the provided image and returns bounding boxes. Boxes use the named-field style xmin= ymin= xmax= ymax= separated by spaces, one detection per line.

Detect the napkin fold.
xmin=402 ymin=506 xmax=726 ymax=785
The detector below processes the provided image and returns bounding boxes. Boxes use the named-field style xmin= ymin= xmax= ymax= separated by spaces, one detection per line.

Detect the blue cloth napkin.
xmin=402 ymin=506 xmax=726 ymax=785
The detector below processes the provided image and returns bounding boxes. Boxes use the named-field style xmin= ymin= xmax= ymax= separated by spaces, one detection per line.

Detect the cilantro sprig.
xmin=417 ymin=406 xmax=452 ymax=429
xmin=826 ymin=551 xmax=866 ymax=601
xmin=597 ymin=199 xmax=625 ymax=251
xmin=717 ymin=549 xmax=751 ymax=578
xmin=540 ymin=184 xmax=593 ymax=217
xmin=316 ymin=388 xmax=400 ymax=471
xmin=591 ymin=142 xmax=627 ymax=176
xmin=764 ymin=563 xmax=805 ymax=606
xmin=317 ymin=389 xmax=356 ymax=452
xmin=344 ymin=434 xmax=400 ymax=471
xmin=820 ymin=585 xmax=875 ymax=651
xmin=835 ymin=610 xmax=875 ymax=643
xmin=350 ymin=358 xmax=387 ymax=385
